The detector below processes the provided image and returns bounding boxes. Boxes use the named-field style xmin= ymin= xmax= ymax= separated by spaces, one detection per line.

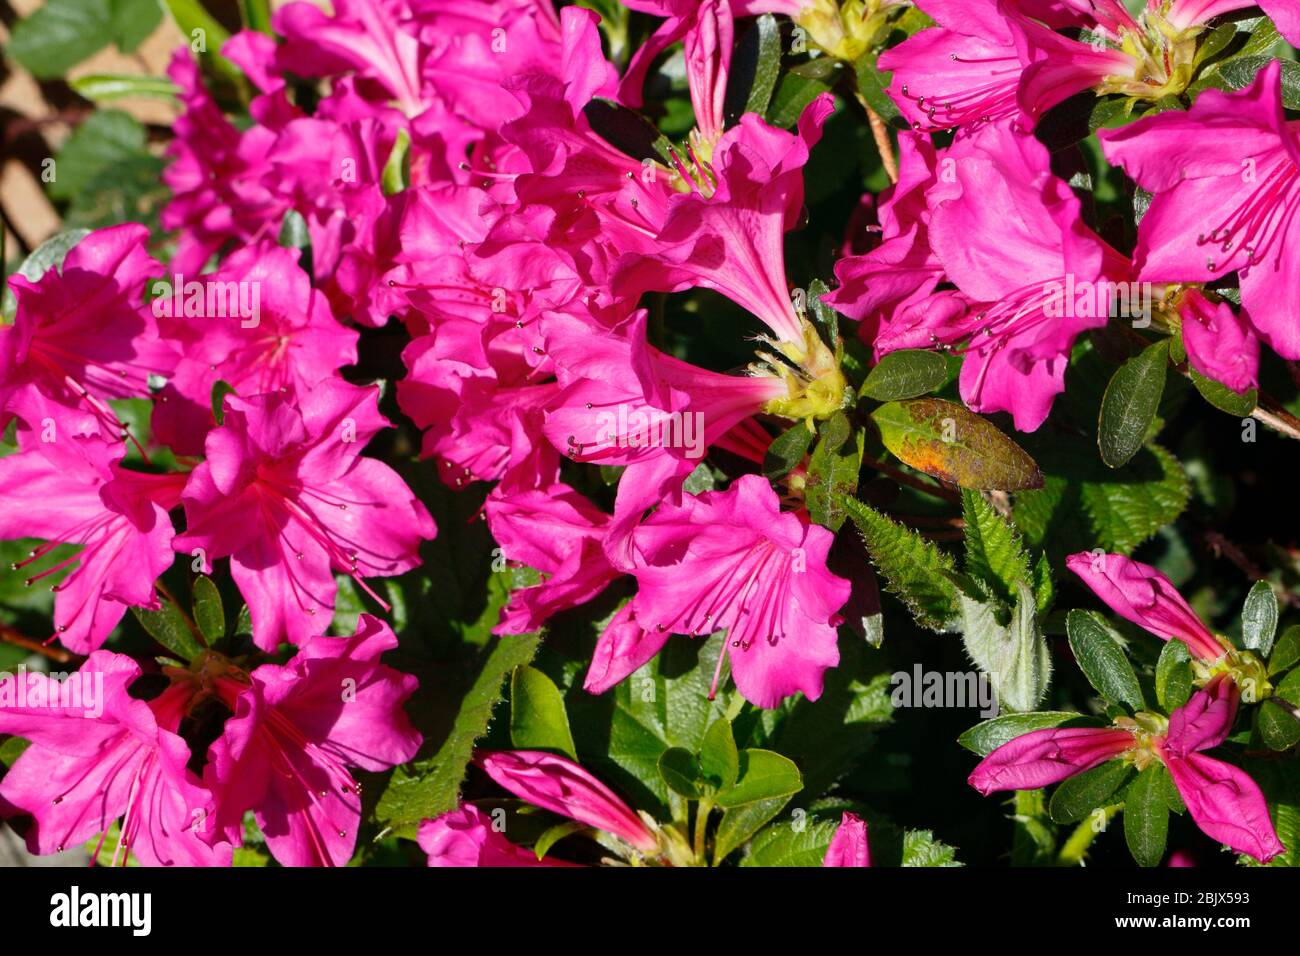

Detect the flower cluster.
xmin=0 ymin=0 xmax=1296 ymax=868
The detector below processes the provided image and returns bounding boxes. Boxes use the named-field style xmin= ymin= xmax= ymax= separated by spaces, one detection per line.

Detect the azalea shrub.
xmin=1 ymin=0 xmax=1299 ymax=871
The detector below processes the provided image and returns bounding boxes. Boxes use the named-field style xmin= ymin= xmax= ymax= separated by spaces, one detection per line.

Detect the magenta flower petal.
xmin=968 ymin=726 xmax=1135 ymax=794
xmin=477 ymin=750 xmax=658 ymax=853
xmin=1163 ymin=751 xmax=1285 ymax=863
xmin=1064 ymin=552 xmax=1224 ymax=661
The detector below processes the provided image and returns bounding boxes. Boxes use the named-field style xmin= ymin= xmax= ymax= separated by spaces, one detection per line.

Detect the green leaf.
xmin=509 ymin=665 xmax=577 ymax=759
xmin=768 ymin=58 xmax=840 ymax=129
xmin=958 ymin=711 xmax=1087 ymax=756
xmin=1066 ymin=609 xmax=1144 ymax=711
xmin=1155 ymin=638 xmax=1194 ymax=712
xmin=1087 ymin=95 xmax=1134 ymax=133
xmin=63 ymin=152 xmax=166 ymax=232
xmin=69 ymin=74 xmax=180 ymax=102
xmin=961 ymin=489 xmax=1031 ymax=607
xmin=565 ymin=632 xmax=731 ymax=816
xmin=1194 ymin=21 xmax=1238 ymax=68
xmin=48 ymin=111 xmax=148 ymax=203
xmin=376 ymin=633 xmax=542 ymax=839
xmin=1013 ymin=440 xmax=1190 ymax=558
xmin=841 ymin=495 xmax=959 ymax=629
xmin=657 ymin=747 xmax=707 ymax=799
xmin=1240 ymin=580 xmax=1279 ymax=657
xmin=699 ymin=718 xmax=740 ymax=793
xmin=715 ymin=749 xmax=802 ymax=808
xmin=959 ymin=582 xmax=1051 ymax=713
xmin=871 ymin=398 xmax=1044 ymax=491
xmin=533 ymin=821 xmax=584 ymax=861
xmin=714 ymin=795 xmax=791 ymax=864
xmin=1049 ymin=759 xmax=1133 ymax=824
xmin=191 ymin=575 xmax=225 ymax=644
xmin=741 ymin=815 xmax=843 ymax=866
xmin=1124 ymin=764 xmax=1171 ymax=867
xmin=860 ymin=350 xmax=949 ymax=401
xmin=805 ymin=412 xmax=864 ymax=531
xmin=109 ymin=0 xmax=162 ymax=52
xmin=381 ymin=128 xmax=411 ymax=196
xmin=210 ymin=380 xmax=236 ymax=426
xmin=7 ymin=0 xmax=113 ymax=79
xmin=733 ymin=13 xmax=782 ymax=118
xmin=807 ymin=278 xmax=840 ymax=346
xmin=1190 ymin=368 xmax=1257 ymax=418
xmin=1098 ymin=340 xmax=1169 ymax=468
xmin=1 ymin=736 xmax=32 ymax=768
xmin=1257 ymin=668 xmax=1300 ymax=751
xmin=852 ymin=48 xmax=902 ymax=128
xmin=161 ymin=0 xmax=240 ymax=82
xmin=902 ymin=828 xmax=962 ymax=866
xmin=240 ymin=0 xmax=272 ymax=34
xmin=762 ymin=422 xmax=813 ymax=480
xmin=1033 ymin=552 xmax=1055 ymax=616
xmin=1268 ymin=625 xmax=1300 ymax=677
xmin=132 ymin=601 xmax=205 ymax=662
xmin=1217 ymin=55 xmax=1300 ymax=109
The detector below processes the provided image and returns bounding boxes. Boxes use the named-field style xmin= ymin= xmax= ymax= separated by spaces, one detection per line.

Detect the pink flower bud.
xmin=968 ymin=726 xmax=1135 ymax=795
xmin=822 ymin=812 xmax=871 ymax=867
xmin=1065 ymin=552 xmax=1224 ymax=660
xmin=419 ymin=805 xmax=579 ymax=868
xmin=477 ymin=750 xmax=658 ymax=854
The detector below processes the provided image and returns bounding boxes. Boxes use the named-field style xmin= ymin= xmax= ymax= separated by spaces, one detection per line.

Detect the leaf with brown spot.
xmin=870 ymin=399 xmax=1043 ymax=491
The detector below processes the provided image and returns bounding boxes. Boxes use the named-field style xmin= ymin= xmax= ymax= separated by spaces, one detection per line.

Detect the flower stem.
xmin=1057 ymin=804 xmax=1121 ymax=866
xmin=694 ymin=798 xmax=713 ymax=866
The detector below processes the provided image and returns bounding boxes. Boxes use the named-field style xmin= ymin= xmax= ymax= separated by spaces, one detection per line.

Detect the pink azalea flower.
xmin=1162 ymin=0 xmax=1300 ymax=46
xmin=477 ymin=750 xmax=658 ymax=854
xmin=823 ymin=812 xmax=871 ymax=867
xmin=419 ymin=804 xmax=579 ymax=867
xmin=1065 ymin=552 xmax=1225 ymax=662
xmin=0 ymin=652 xmax=227 ymax=866
xmin=497 ymin=12 xmax=673 ymax=260
xmin=881 ymin=0 xmax=1270 ymax=133
xmin=262 ymin=115 xmax=405 ymax=282
xmin=173 ymin=380 xmax=436 ymax=650
xmin=398 ymin=318 xmax=561 ymax=493
xmin=153 ymin=242 xmax=359 ymax=456
xmin=619 ymin=0 xmax=735 ymax=150
xmin=614 ymin=95 xmax=835 ymax=348
xmin=540 ymin=309 xmax=785 ymax=468
xmin=274 ymin=0 xmax=427 ymax=117
xmin=0 ymin=225 xmax=172 ymax=440
xmin=970 ymin=677 xmax=1284 ymax=861
xmin=879 ymin=0 xmax=1031 ymax=132
xmin=419 ymin=2 xmax=608 ymax=136
xmin=1177 ymin=288 xmax=1259 ymax=394
xmin=878 ymin=0 xmax=1133 ymax=132
xmin=485 ymin=483 xmax=621 ymax=635
xmin=918 ymin=120 xmax=1134 ymax=430
xmin=1008 ymin=4 xmax=1144 ymax=127
xmin=202 ymin=615 xmax=422 ymax=867
xmin=162 ymin=51 xmax=288 ymax=276
xmin=0 ymin=433 xmax=185 ymax=653
xmin=1098 ymin=60 xmax=1300 ymax=360
xmin=588 ymin=474 xmax=850 ymax=708
xmin=824 ymin=132 xmax=946 ymax=346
